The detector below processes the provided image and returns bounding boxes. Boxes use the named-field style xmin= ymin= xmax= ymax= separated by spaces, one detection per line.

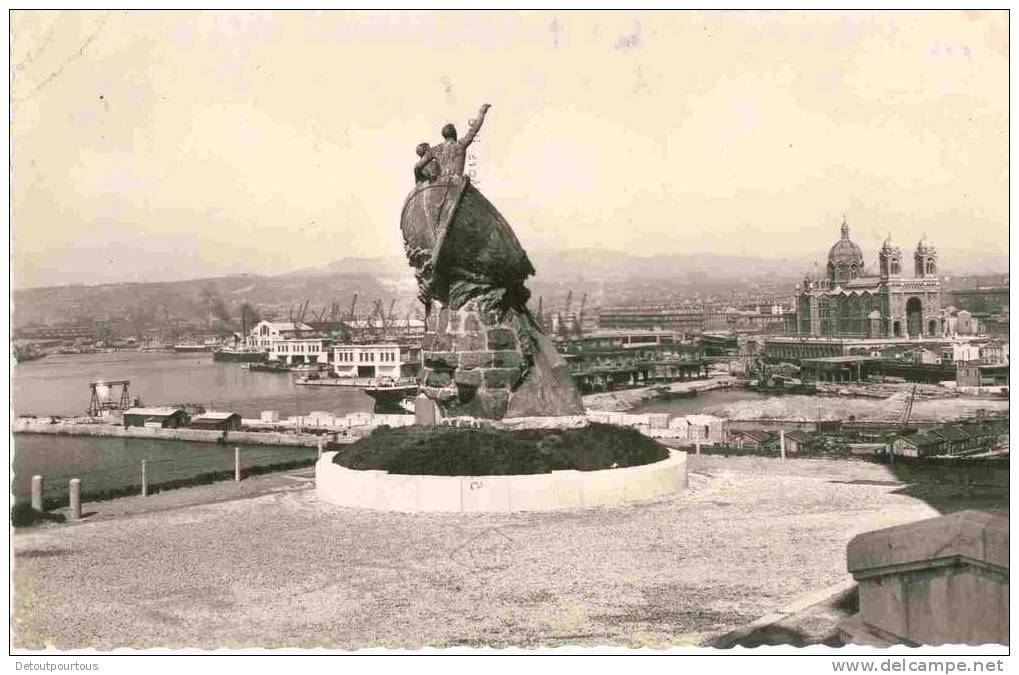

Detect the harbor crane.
xmin=296 ymin=299 xmax=310 ymax=325
xmin=557 ymin=290 xmax=573 ymax=337
xmin=574 ymin=292 xmax=587 ymax=337
xmin=348 ymin=293 xmax=359 ymax=323
xmin=895 ymin=385 xmax=918 ymax=425
xmin=87 ymin=380 xmax=132 ymax=417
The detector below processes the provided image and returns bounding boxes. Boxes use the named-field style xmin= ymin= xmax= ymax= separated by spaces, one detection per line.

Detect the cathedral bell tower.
xmin=914 ymin=234 xmax=937 ymax=278
xmin=879 ymin=235 xmax=902 ymax=280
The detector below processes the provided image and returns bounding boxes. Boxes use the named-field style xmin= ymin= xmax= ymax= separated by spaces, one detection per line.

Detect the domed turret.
xmin=914 ymin=233 xmax=937 ymax=278
xmin=879 ymin=233 xmax=902 ymax=279
xmin=827 ymin=216 xmax=864 ymax=283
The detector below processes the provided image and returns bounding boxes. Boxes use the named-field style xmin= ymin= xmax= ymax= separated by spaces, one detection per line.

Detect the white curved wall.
xmin=315 ymin=450 xmax=687 ymax=513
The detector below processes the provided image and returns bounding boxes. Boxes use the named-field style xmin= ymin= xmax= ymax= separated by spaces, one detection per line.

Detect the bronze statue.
xmin=415 ymin=103 xmax=490 ymax=178
xmin=399 ymin=104 xmax=584 ymax=420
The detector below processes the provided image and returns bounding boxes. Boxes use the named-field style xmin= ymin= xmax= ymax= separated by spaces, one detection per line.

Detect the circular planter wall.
xmin=315 ymin=450 xmax=687 ymax=513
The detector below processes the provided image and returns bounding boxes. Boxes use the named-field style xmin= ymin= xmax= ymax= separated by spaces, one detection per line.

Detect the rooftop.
xmin=800 ymin=356 xmax=884 ymax=364
xmin=193 ymin=411 xmax=241 ymax=420
xmin=124 ymin=407 xmax=183 ymax=417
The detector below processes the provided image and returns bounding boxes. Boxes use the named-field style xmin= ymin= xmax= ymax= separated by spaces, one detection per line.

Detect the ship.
xmin=244 ymin=362 xmax=292 ymax=374
xmin=173 ymin=343 xmax=209 ymax=353
xmin=363 ymin=381 xmax=420 ymax=414
xmin=213 ymin=347 xmax=267 ymax=363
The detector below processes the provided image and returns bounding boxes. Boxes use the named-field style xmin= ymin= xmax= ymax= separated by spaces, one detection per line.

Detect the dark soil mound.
xmin=333 ymin=422 xmax=669 ymax=476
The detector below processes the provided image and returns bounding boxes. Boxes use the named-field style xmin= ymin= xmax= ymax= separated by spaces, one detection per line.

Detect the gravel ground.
xmin=12 ymin=457 xmax=996 ymax=650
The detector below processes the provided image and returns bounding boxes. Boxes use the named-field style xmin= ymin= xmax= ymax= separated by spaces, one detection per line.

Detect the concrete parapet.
xmin=839 ymin=510 xmax=1009 ymax=646
xmin=316 ymin=450 xmax=687 ymax=513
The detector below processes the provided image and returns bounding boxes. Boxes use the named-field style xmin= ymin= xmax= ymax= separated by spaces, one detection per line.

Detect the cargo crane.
xmin=556 ymin=290 xmax=573 ymax=337
xmin=87 ymin=380 xmax=132 ymax=417
xmin=296 ymin=299 xmax=310 ymax=325
xmin=895 ymin=385 xmax=918 ymax=425
xmin=573 ymin=293 xmax=587 ymax=338
xmin=347 ymin=293 xmax=359 ymax=323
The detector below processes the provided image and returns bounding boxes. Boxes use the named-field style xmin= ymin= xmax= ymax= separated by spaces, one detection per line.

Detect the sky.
xmin=10 ymin=10 xmax=1009 ymax=288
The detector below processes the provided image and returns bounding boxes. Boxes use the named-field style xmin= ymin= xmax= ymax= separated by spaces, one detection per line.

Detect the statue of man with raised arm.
xmin=416 ymin=103 xmax=491 ymax=178
xmin=399 ymin=103 xmax=584 ymax=421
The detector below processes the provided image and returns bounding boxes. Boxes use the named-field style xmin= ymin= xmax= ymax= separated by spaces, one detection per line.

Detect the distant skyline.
xmin=11 ymin=10 xmax=1009 ymax=288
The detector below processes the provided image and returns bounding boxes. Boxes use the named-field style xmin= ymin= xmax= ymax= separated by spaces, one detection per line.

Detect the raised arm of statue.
xmin=460 ymin=103 xmax=491 ymax=146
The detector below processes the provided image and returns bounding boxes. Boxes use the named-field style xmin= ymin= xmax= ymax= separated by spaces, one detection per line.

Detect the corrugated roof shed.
xmin=193 ymin=411 xmax=240 ymax=420
xmin=124 ymin=407 xmax=182 ymax=417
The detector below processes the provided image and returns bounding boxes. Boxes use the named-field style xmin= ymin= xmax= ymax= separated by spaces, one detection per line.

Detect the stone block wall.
xmin=420 ymin=302 xmax=533 ymax=419
xmin=839 ymin=510 xmax=1009 ymax=646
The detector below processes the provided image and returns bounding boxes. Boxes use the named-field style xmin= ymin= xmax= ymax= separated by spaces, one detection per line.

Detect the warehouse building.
xmin=123 ymin=407 xmax=190 ymax=429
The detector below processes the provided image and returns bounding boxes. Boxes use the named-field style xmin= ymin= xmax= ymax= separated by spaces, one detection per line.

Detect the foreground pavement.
xmin=12 ymin=457 xmax=1006 ymax=650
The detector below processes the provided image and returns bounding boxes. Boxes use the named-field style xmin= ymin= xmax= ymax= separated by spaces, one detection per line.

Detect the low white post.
xmin=31 ymin=475 xmax=44 ymax=511
xmin=780 ymin=430 xmax=786 ymax=461
xmin=141 ymin=460 xmax=148 ymax=497
xmin=69 ymin=478 xmax=81 ymax=520
xmin=234 ymin=447 xmax=241 ymax=482
xmin=695 ymin=439 xmax=701 ymax=455
xmin=317 ymin=437 xmax=323 ymax=459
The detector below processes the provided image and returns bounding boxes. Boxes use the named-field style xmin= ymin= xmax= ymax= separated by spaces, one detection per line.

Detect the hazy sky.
xmin=10 ymin=10 xmax=1009 ymax=288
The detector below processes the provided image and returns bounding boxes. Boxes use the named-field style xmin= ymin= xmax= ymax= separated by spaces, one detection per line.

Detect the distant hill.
xmin=11 ymin=249 xmax=1006 ymax=331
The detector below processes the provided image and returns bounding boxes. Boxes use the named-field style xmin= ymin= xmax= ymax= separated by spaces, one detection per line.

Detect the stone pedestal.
xmin=839 ymin=510 xmax=1009 ymax=646
xmin=420 ymin=302 xmax=583 ymax=420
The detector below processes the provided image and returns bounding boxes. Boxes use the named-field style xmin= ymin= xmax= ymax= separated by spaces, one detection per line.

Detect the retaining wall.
xmin=316 ymin=450 xmax=688 ymax=513
xmin=13 ymin=419 xmax=322 ymax=448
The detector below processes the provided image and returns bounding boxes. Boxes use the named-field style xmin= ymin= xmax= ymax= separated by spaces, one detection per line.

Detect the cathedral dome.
xmin=827 ymin=217 xmax=864 ymax=283
xmin=828 ymin=218 xmax=864 ymax=267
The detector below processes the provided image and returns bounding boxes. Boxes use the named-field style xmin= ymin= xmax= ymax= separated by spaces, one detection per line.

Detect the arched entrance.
xmin=906 ymin=297 xmax=923 ymax=337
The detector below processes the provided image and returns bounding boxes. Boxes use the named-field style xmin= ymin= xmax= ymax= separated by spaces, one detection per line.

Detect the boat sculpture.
xmin=400 ymin=172 xmax=583 ymax=420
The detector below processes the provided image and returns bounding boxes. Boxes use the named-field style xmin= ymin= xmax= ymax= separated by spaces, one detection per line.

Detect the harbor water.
xmin=13 ymin=351 xmax=375 ymax=418
xmin=12 ymin=351 xmax=375 ymax=501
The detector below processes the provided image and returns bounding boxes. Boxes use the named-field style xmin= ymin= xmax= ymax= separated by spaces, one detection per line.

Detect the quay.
xmin=12 ymin=410 xmax=418 ymax=446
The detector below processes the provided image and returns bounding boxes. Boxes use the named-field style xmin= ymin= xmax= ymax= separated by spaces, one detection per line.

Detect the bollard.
xmin=317 ymin=437 xmax=323 ymax=459
xmin=69 ymin=478 xmax=81 ymax=520
xmin=234 ymin=447 xmax=241 ymax=482
xmin=780 ymin=430 xmax=786 ymax=461
xmin=695 ymin=439 xmax=701 ymax=455
xmin=31 ymin=475 xmax=44 ymax=511
xmin=141 ymin=460 xmax=148 ymax=497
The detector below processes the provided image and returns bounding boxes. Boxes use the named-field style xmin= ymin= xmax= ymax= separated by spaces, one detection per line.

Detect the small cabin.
xmin=190 ymin=412 xmax=243 ymax=431
xmin=729 ymin=429 xmax=774 ymax=450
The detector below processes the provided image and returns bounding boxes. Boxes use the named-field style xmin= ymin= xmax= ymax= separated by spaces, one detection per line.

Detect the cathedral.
xmin=796 ymin=218 xmax=941 ymax=339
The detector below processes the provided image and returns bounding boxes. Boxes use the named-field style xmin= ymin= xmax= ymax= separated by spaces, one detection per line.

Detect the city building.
xmin=951 ymin=286 xmax=1009 ymax=315
xmin=333 ymin=343 xmax=422 ymax=380
xmin=956 ymin=362 xmax=1010 ymax=387
xmin=268 ymin=337 xmax=327 ymax=365
xmin=799 ymin=355 xmax=884 ymax=383
xmin=244 ymin=321 xmax=329 ymax=364
xmin=247 ymin=321 xmax=316 ymax=350
xmin=556 ymin=329 xmax=680 ymax=352
xmin=598 ymin=304 xmax=729 ymax=333
xmin=795 ymin=219 xmax=941 ymax=339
